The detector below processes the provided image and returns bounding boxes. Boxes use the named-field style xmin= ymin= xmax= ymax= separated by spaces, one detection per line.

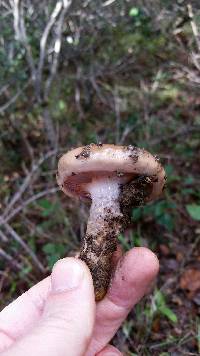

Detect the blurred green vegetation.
xmin=0 ymin=1 xmax=200 ymax=354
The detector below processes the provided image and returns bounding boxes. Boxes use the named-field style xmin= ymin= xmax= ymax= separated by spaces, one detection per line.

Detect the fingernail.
xmin=51 ymin=258 xmax=84 ymax=293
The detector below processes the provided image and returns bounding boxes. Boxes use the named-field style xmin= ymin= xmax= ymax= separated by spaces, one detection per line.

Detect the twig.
xmin=75 ymin=83 xmax=84 ymax=119
xmin=13 ymin=0 xmax=21 ymax=42
xmin=42 ymin=107 xmax=58 ymax=149
xmin=13 ymin=0 xmax=36 ymax=83
xmin=0 ymin=222 xmax=46 ymax=273
xmin=41 ymin=0 xmax=72 ymax=148
xmin=187 ymin=3 xmax=200 ymax=53
xmin=2 ymin=150 xmax=57 ymax=218
xmin=37 ymin=0 xmax=63 ymax=97
xmin=0 ymin=84 xmax=9 ymax=96
xmin=114 ymin=88 xmax=121 ymax=144
xmin=0 ymin=81 xmax=30 ymax=115
xmin=4 ymin=187 xmax=59 ymax=224
xmin=174 ymin=64 xmax=200 ymax=85
xmin=0 ymin=248 xmax=22 ymax=270
xmin=102 ymin=0 xmax=117 ymax=7
xmin=151 ymin=125 xmax=200 ymax=145
xmin=89 ymin=67 xmax=108 ymax=105
xmin=0 ymin=230 xmax=8 ymax=242
xmin=119 ymin=123 xmax=141 ymax=145
xmin=44 ymin=0 xmax=72 ymax=98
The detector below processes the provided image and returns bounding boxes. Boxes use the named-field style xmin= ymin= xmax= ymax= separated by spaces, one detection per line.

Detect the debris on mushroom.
xmin=57 ymin=144 xmax=166 ymax=301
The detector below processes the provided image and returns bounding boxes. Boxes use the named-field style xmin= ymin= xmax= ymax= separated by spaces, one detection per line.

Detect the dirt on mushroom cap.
xmin=57 ymin=143 xmax=166 ymax=202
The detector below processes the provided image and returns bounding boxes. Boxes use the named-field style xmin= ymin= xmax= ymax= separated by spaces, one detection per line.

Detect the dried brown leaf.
xmin=180 ymin=268 xmax=200 ymax=295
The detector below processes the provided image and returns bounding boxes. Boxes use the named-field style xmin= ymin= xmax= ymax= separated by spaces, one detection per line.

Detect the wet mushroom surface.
xmin=57 ymin=143 xmax=166 ymax=301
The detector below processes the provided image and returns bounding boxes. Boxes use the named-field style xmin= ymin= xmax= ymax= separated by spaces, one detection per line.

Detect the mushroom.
xmin=57 ymin=144 xmax=166 ymax=301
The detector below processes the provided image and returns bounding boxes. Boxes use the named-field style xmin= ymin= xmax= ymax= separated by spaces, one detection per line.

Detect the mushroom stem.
xmin=79 ymin=178 xmax=123 ymax=301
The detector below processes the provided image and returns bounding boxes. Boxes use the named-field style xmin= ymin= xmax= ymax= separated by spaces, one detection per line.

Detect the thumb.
xmin=6 ymin=258 xmax=95 ymax=356
xmin=97 ymin=345 xmax=123 ymax=355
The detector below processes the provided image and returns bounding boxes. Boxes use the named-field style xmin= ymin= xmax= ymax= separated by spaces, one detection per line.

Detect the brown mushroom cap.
xmin=57 ymin=144 xmax=165 ymax=201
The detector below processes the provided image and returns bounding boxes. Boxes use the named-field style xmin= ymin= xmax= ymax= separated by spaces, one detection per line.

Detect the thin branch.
xmin=37 ymin=1 xmax=63 ymax=97
xmin=175 ymin=64 xmax=200 ymax=85
xmin=13 ymin=0 xmax=21 ymax=41
xmin=89 ymin=70 xmax=107 ymax=105
xmin=44 ymin=0 xmax=72 ymax=98
xmin=0 ymin=248 xmax=22 ymax=270
xmin=102 ymin=0 xmax=117 ymax=6
xmin=42 ymin=107 xmax=58 ymax=149
xmin=151 ymin=124 xmax=200 ymax=145
xmin=114 ymin=88 xmax=121 ymax=144
xmin=119 ymin=123 xmax=141 ymax=145
xmin=74 ymin=64 xmax=84 ymax=119
xmin=38 ymin=0 xmax=72 ymax=148
xmin=191 ymin=52 xmax=200 ymax=72
xmin=187 ymin=3 xmax=200 ymax=53
xmin=2 ymin=150 xmax=57 ymax=218
xmin=0 ymin=81 xmax=30 ymax=115
xmin=0 ymin=222 xmax=46 ymax=273
xmin=0 ymin=84 xmax=9 ymax=97
xmin=13 ymin=0 xmax=36 ymax=82
xmin=4 ymin=187 xmax=59 ymax=224
xmin=0 ymin=230 xmax=8 ymax=242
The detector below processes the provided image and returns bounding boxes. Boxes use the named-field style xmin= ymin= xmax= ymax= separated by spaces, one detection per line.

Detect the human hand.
xmin=0 ymin=247 xmax=159 ymax=356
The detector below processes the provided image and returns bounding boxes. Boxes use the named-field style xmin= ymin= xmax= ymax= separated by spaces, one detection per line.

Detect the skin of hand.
xmin=0 ymin=247 xmax=159 ymax=356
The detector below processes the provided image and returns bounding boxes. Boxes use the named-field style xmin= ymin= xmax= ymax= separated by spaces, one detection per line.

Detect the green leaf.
xmin=184 ymin=176 xmax=194 ymax=185
xmin=37 ymin=198 xmax=52 ymax=209
xmin=132 ymin=207 xmax=142 ymax=221
xmin=186 ymin=204 xmax=200 ymax=221
xmin=155 ymin=290 xmax=166 ymax=306
xmin=118 ymin=234 xmax=130 ymax=251
xmin=154 ymin=201 xmax=166 ymax=216
xmin=37 ymin=198 xmax=58 ymax=217
xmin=182 ymin=188 xmax=195 ymax=195
xmin=19 ymin=265 xmax=32 ymax=278
xmin=58 ymin=100 xmax=66 ymax=111
xmin=154 ymin=290 xmax=178 ymax=323
xmin=132 ymin=232 xmax=142 ymax=247
xmin=165 ymin=164 xmax=173 ymax=176
xmin=157 ymin=213 xmax=174 ymax=231
xmin=129 ymin=7 xmax=139 ymax=17
xmin=43 ymin=243 xmax=66 ymax=268
xmin=159 ymin=305 xmax=178 ymax=323
xmin=43 ymin=243 xmax=65 ymax=255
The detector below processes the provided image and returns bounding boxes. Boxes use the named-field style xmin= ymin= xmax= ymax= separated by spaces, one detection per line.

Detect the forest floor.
xmin=0 ymin=2 xmax=200 ymax=355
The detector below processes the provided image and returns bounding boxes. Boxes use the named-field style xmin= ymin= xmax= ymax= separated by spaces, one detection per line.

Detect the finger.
xmin=97 ymin=344 xmax=123 ymax=355
xmin=3 ymin=258 xmax=95 ymax=356
xmin=0 ymin=243 xmax=122 ymax=351
xmin=86 ymin=247 xmax=159 ymax=356
xmin=0 ymin=277 xmax=51 ymax=352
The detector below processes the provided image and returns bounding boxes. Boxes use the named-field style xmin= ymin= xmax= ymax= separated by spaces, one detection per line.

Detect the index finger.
xmin=86 ymin=247 xmax=159 ymax=356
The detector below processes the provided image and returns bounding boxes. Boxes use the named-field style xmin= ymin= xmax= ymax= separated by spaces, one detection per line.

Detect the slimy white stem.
xmin=86 ymin=178 xmax=122 ymax=237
